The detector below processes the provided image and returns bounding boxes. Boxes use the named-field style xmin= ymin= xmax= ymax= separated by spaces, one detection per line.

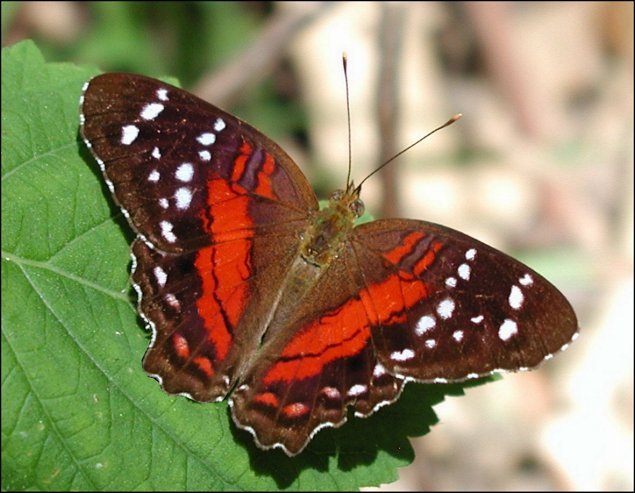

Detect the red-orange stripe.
xmin=383 ymin=232 xmax=425 ymax=264
xmin=231 ymin=141 xmax=252 ymax=182
xmin=194 ymin=246 xmax=231 ymax=362
xmin=255 ymin=152 xmax=275 ymax=198
xmin=252 ymin=392 xmax=280 ymax=408
xmin=263 ymin=273 xmax=428 ymax=384
xmin=413 ymin=241 xmax=442 ymax=276
xmin=264 ymin=299 xmax=370 ymax=383
xmin=194 ymin=176 xmax=254 ymax=365
xmin=193 ymin=356 xmax=214 ymax=378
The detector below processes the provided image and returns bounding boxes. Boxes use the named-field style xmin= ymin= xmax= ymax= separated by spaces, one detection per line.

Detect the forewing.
xmin=80 ymin=73 xmax=317 ymax=254
xmin=80 ymin=73 xmax=319 ymax=401
xmin=352 ymin=219 xmax=578 ymax=381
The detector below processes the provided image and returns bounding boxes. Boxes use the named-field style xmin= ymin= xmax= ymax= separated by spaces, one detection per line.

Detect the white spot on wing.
xmin=121 ymin=125 xmax=139 ymax=145
xmin=519 ymin=273 xmax=534 ymax=286
xmin=465 ymin=248 xmax=477 ymax=260
xmin=452 ymin=330 xmax=464 ymax=342
xmin=425 ymin=339 xmax=436 ymax=349
xmin=457 ymin=263 xmax=471 ymax=280
xmin=391 ymin=349 xmax=415 ymax=361
xmin=148 ymin=170 xmax=160 ymax=182
xmin=140 ymin=102 xmax=164 ymax=120
xmin=509 ymin=285 xmax=524 ymax=310
xmin=321 ymin=387 xmax=341 ymax=400
xmin=158 ymin=198 xmax=169 ymax=209
xmin=153 ymin=266 xmax=167 ymax=287
xmin=175 ymin=162 xmax=194 ymax=182
xmin=199 ymin=150 xmax=211 ymax=161
xmin=373 ymin=363 xmax=386 ymax=378
xmin=498 ymin=319 xmax=518 ymax=341
xmin=164 ymin=293 xmax=180 ymax=309
xmin=197 ymin=132 xmax=215 ymax=145
xmin=415 ymin=315 xmax=436 ymax=335
xmin=347 ymin=384 xmax=367 ymax=397
xmin=152 ymin=147 xmax=161 ymax=159
xmin=471 ymin=314 xmax=484 ymax=324
xmin=214 ymin=118 xmax=226 ymax=131
xmin=156 ymin=88 xmax=169 ymax=101
xmin=160 ymin=220 xmax=177 ymax=243
xmin=445 ymin=277 xmax=457 ymax=288
xmin=436 ymin=298 xmax=455 ymax=320
xmin=175 ymin=187 xmax=192 ymax=210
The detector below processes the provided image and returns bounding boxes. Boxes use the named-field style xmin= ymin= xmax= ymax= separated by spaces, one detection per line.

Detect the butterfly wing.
xmin=228 ymin=235 xmax=406 ymax=455
xmin=229 ymin=218 xmax=578 ymax=455
xmin=80 ymin=73 xmax=319 ymax=401
xmin=352 ymin=219 xmax=578 ymax=381
xmin=80 ymin=73 xmax=317 ymax=253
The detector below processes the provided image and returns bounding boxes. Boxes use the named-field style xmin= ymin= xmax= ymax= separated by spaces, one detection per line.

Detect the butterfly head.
xmin=329 ymin=183 xmax=365 ymax=220
xmin=300 ymin=186 xmax=364 ymax=266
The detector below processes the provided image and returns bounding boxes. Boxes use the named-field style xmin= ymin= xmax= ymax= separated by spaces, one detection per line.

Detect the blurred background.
xmin=3 ymin=2 xmax=632 ymax=490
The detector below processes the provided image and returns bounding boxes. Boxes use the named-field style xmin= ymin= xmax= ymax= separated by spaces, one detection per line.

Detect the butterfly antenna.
xmin=356 ymin=113 xmax=463 ymax=192
xmin=342 ymin=53 xmax=353 ymax=191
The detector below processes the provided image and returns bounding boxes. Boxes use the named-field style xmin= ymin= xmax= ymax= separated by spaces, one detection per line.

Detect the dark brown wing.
xmin=228 ymin=218 xmax=578 ymax=455
xmin=80 ymin=73 xmax=317 ymax=254
xmin=81 ymin=73 xmax=320 ymax=402
xmin=352 ymin=219 xmax=578 ymax=381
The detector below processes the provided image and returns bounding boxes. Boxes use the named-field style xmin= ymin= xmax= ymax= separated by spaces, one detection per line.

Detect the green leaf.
xmin=2 ymin=40 xmax=492 ymax=491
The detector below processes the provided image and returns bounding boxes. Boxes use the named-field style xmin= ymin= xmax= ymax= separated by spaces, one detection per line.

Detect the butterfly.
xmin=79 ymin=72 xmax=578 ymax=456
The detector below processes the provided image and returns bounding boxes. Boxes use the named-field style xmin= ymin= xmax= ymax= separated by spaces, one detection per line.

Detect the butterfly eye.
xmin=330 ymin=189 xmax=345 ymax=202
xmin=350 ymin=197 xmax=365 ymax=218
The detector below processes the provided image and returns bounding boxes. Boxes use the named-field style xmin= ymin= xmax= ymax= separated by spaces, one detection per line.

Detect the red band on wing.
xmin=263 ymin=270 xmax=429 ymax=384
xmin=193 ymin=356 xmax=214 ymax=379
xmin=263 ymin=298 xmax=369 ymax=384
xmin=252 ymin=391 xmax=280 ymax=408
xmin=201 ymin=179 xmax=254 ymax=236
xmin=231 ymin=141 xmax=251 ymax=183
xmin=255 ymin=152 xmax=275 ymax=198
xmin=194 ymin=243 xmax=248 ymax=363
xmin=382 ymin=231 xmax=425 ymax=264
xmin=194 ymin=178 xmax=254 ymax=365
xmin=231 ymin=140 xmax=277 ymax=200
xmin=413 ymin=240 xmax=442 ymax=276
xmin=359 ymin=272 xmax=428 ymax=324
xmin=381 ymin=231 xmax=443 ymax=276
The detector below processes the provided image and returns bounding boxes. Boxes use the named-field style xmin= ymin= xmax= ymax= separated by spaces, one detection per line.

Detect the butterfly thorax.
xmin=301 ymin=187 xmax=364 ymax=267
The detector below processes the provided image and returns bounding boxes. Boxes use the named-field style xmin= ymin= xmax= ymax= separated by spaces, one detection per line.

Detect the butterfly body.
xmin=302 ymin=187 xmax=363 ymax=264
xmin=80 ymin=73 xmax=577 ymax=456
